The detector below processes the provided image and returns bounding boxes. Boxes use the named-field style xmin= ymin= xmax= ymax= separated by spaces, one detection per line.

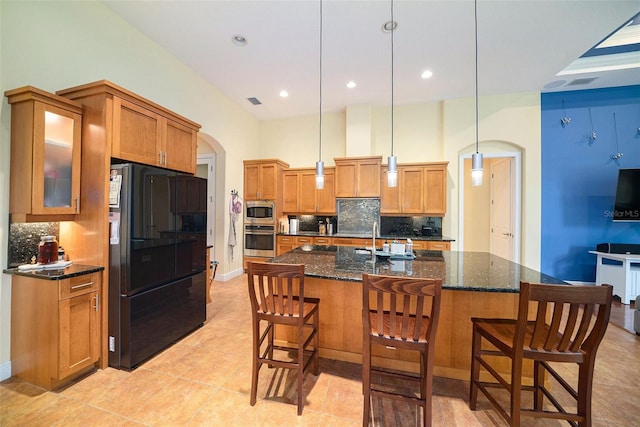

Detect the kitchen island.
xmin=269 ymin=245 xmax=567 ymax=381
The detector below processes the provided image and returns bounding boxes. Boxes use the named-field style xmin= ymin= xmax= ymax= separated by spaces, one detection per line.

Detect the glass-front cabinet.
xmin=5 ymin=86 xmax=82 ymax=221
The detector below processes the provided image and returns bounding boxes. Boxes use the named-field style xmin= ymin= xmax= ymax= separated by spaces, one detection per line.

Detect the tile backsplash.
xmin=8 ymin=222 xmax=59 ymax=267
xmin=337 ymin=199 xmax=380 ymax=234
xmin=287 ymin=198 xmax=443 ymax=237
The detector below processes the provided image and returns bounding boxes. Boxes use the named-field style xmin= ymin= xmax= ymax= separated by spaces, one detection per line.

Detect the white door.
xmin=490 ymin=158 xmax=514 ymax=261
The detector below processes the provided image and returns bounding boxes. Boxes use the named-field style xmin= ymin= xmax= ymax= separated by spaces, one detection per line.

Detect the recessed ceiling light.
xmin=421 ymin=70 xmax=433 ymax=79
xmin=382 ymin=20 xmax=398 ymax=33
xmin=232 ymin=34 xmax=247 ymax=46
xmin=346 ymin=81 xmax=357 ymax=89
xmin=279 ymin=90 xmax=288 ymax=98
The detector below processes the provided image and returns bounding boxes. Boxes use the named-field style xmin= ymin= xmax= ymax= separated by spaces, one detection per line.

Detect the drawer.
xmin=426 ymin=241 xmax=450 ymax=251
xmin=277 ymin=236 xmax=296 ymax=243
xmin=333 ymin=237 xmax=370 ymax=247
xmin=59 ymin=272 xmax=100 ymax=300
xmin=314 ymin=237 xmax=332 ymax=245
xmin=295 ymin=236 xmax=314 ymax=244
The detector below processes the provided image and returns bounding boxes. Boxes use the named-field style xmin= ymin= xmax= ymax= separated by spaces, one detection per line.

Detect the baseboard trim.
xmin=0 ymin=361 xmax=11 ymax=382
xmin=217 ymin=267 xmax=244 ymax=282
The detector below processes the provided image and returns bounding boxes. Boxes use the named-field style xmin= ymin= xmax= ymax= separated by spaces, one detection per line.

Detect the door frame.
xmin=458 ymin=151 xmax=522 ymax=263
xmin=197 ymin=153 xmax=216 ymax=249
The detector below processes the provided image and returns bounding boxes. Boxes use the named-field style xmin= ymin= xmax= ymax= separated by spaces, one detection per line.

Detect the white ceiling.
xmin=102 ymin=0 xmax=639 ymax=121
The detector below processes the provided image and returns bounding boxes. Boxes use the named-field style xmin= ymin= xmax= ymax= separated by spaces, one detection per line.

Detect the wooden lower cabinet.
xmin=11 ymin=271 xmax=101 ymax=389
xmin=331 ymin=237 xmax=371 ymax=247
xmin=386 ymin=239 xmax=451 ymax=251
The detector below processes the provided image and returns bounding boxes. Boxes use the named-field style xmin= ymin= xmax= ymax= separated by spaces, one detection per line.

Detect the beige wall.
xmin=0 ymin=1 xmax=259 ymax=376
xmin=0 ymin=0 xmax=543 ymax=380
xmin=259 ymin=93 xmax=542 ymax=268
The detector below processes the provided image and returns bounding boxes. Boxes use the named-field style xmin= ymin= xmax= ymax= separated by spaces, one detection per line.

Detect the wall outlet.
xmin=109 ymin=336 xmax=115 ymax=352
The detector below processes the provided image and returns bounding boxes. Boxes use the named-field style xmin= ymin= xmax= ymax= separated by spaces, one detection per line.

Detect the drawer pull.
xmin=71 ymin=281 xmax=94 ymax=290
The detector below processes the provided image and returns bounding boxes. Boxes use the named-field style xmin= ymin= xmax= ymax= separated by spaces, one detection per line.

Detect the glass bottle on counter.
xmin=38 ymin=235 xmax=58 ymax=264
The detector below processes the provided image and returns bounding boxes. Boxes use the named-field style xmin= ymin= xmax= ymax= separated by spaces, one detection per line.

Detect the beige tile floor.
xmin=1 ymin=274 xmax=639 ymax=426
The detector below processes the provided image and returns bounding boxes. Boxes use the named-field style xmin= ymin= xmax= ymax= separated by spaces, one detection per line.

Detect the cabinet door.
xmin=426 ymin=241 xmax=450 ymax=251
xmin=32 ymin=102 xmax=82 ymax=215
xmin=163 ymin=118 xmax=197 ymax=173
xmin=357 ymin=161 xmax=381 ymax=197
xmin=112 ymin=97 xmax=162 ymax=166
xmin=282 ymin=172 xmax=299 ymax=213
xmin=298 ymin=171 xmax=317 ymax=213
xmin=244 ymin=163 xmax=260 ymax=200
xmin=401 ymin=168 xmax=425 ymax=213
xmin=316 ymin=169 xmax=336 ymax=214
xmin=424 ymin=166 xmax=447 ymax=215
xmin=380 ymin=166 xmax=401 ymax=214
xmin=276 ymin=235 xmax=297 ymax=256
xmin=58 ymin=291 xmax=99 ymax=379
xmin=258 ymin=164 xmax=278 ymax=200
xmin=335 ymin=162 xmax=357 ymax=197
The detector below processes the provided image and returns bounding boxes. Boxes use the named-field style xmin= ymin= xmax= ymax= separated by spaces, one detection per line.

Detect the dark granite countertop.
xmin=277 ymin=231 xmax=455 ymax=242
xmin=269 ymin=245 xmax=566 ymax=292
xmin=4 ymin=264 xmax=104 ymax=280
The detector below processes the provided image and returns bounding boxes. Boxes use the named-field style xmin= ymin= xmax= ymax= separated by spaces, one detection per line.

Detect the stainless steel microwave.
xmin=245 ymin=200 xmax=275 ymax=224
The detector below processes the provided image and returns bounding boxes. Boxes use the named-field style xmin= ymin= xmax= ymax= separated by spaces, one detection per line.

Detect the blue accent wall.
xmin=541 ymin=85 xmax=640 ymax=282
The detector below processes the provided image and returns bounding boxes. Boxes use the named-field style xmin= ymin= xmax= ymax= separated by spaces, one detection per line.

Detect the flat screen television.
xmin=613 ymin=168 xmax=640 ymax=222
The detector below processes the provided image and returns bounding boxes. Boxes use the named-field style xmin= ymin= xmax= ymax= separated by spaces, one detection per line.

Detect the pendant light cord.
xmin=318 ymin=0 xmax=323 ymax=162
xmin=474 ymin=0 xmax=479 ymax=154
xmin=390 ymin=0 xmax=395 ymax=157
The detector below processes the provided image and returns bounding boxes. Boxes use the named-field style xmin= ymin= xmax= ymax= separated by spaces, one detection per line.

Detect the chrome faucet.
xmin=371 ymin=221 xmax=379 ymax=262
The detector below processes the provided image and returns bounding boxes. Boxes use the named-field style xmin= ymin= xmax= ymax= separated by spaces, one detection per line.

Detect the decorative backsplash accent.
xmin=8 ymin=222 xmax=59 ymax=267
xmin=337 ymin=199 xmax=380 ymax=234
xmin=380 ymin=216 xmax=442 ymax=237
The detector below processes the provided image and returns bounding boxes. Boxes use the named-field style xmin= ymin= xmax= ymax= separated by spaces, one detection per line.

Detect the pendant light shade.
xmin=471 ymin=0 xmax=483 ymax=187
xmin=387 ymin=155 xmax=398 ymax=187
xmin=387 ymin=0 xmax=398 ymax=188
xmin=315 ymin=160 xmax=324 ymax=189
xmin=316 ymin=0 xmax=325 ymax=190
xmin=471 ymin=152 xmax=483 ymax=186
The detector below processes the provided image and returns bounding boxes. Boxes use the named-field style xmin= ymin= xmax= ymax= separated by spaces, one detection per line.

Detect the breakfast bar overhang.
xmin=270 ymin=245 xmax=567 ymax=382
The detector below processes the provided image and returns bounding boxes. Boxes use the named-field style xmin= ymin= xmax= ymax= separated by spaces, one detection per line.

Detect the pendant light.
xmin=471 ymin=0 xmax=484 ymax=187
xmin=315 ymin=0 xmax=325 ymax=189
xmin=386 ymin=0 xmax=398 ymax=188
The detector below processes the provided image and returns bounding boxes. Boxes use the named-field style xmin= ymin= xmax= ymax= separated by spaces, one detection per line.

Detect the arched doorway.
xmin=197 ymin=133 xmax=227 ymax=278
xmin=458 ymin=146 xmax=522 ymax=263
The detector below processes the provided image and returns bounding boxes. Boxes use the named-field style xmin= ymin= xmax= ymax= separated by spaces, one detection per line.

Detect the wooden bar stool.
xmin=362 ymin=274 xmax=442 ymax=427
xmin=246 ymin=261 xmax=319 ymax=415
xmin=469 ymin=281 xmax=613 ymax=426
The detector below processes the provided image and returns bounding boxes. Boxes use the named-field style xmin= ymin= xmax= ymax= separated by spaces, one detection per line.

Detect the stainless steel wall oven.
xmin=244 ymin=224 xmax=276 ymax=257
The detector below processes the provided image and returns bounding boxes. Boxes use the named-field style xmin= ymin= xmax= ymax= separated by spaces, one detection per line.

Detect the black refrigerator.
xmin=108 ymin=163 xmax=207 ymax=369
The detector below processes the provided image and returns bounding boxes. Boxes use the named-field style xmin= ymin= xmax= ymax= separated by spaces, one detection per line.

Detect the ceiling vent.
xmin=247 ymin=97 xmax=262 ymax=105
xmin=567 ymin=77 xmax=599 ymax=86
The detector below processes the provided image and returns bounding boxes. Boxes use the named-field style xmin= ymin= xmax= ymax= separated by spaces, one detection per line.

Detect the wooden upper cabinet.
xmin=244 ymin=159 xmax=288 ymax=201
xmin=112 ymin=97 xmax=161 ymax=166
xmin=5 ymin=86 xmax=83 ymax=222
xmin=282 ymin=171 xmax=299 ymax=212
xmin=334 ymin=156 xmax=381 ymax=198
xmin=380 ymin=162 xmax=448 ymax=216
xmin=423 ymin=164 xmax=447 ymax=215
xmin=163 ymin=117 xmax=197 ymax=173
xmin=380 ymin=165 xmax=401 ymax=214
xmin=112 ymin=98 xmax=198 ymax=173
xmin=299 ymin=170 xmax=317 ymax=213
xmin=58 ymin=80 xmax=201 ymax=174
xmin=281 ymin=167 xmax=335 ymax=214
xmin=316 ymin=169 xmax=336 ymax=214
